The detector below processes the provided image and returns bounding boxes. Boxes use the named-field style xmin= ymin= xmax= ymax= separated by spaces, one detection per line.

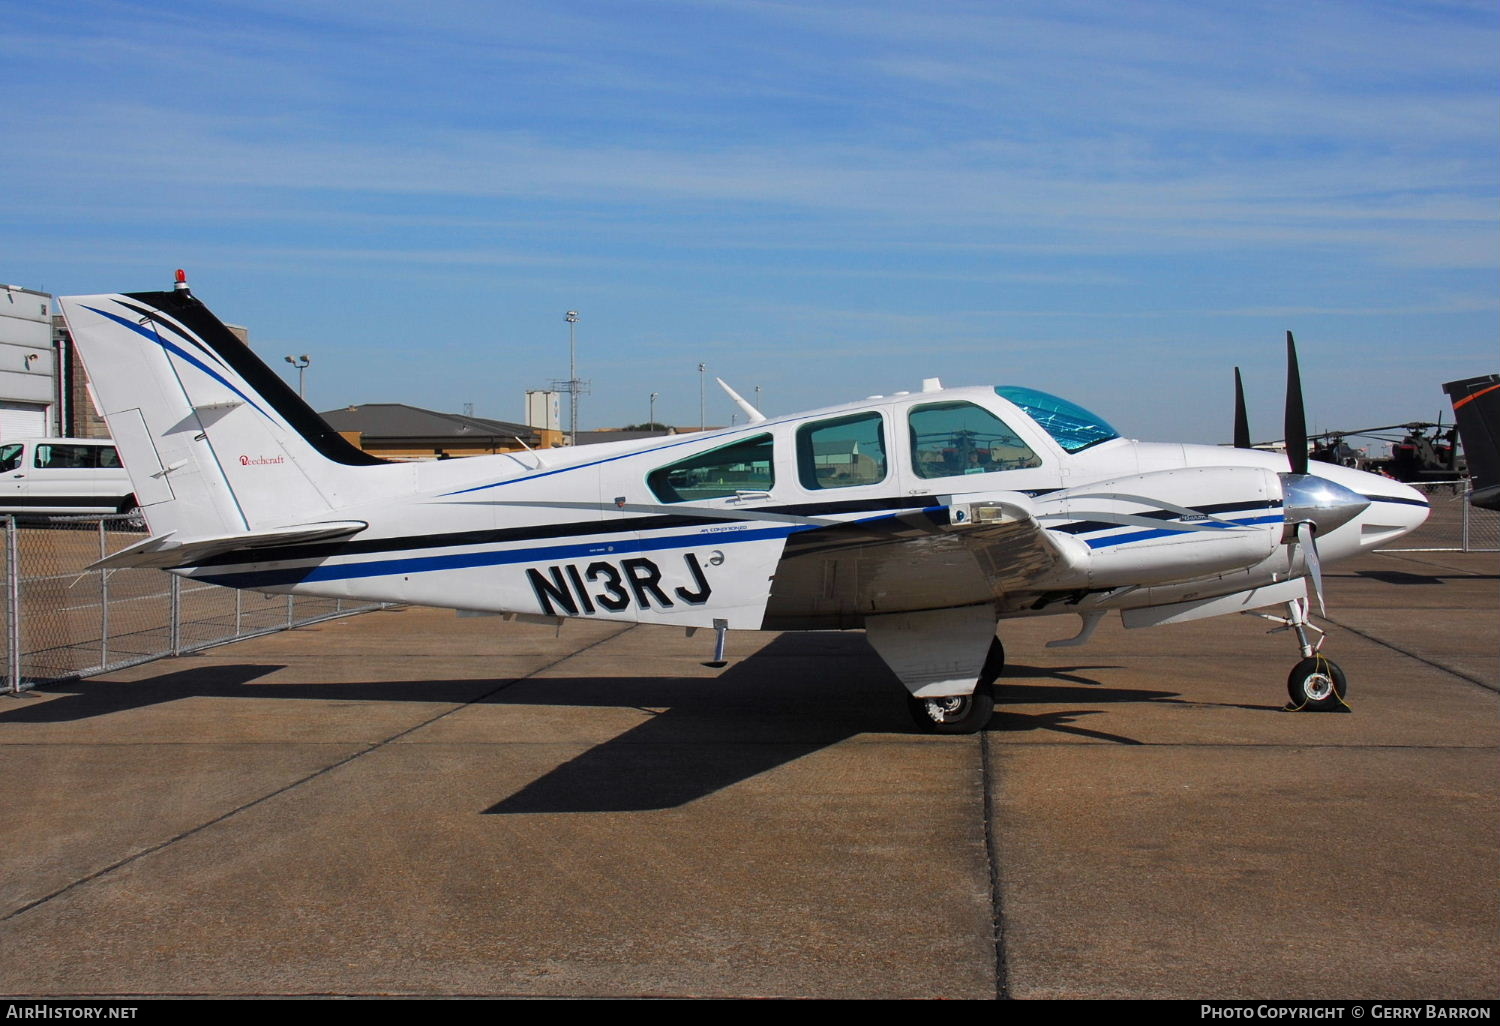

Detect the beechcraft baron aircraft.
xmin=58 ymin=274 xmax=1430 ymax=732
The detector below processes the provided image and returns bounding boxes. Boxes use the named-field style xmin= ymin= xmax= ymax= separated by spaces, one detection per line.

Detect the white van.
xmin=0 ymin=438 xmax=137 ymax=518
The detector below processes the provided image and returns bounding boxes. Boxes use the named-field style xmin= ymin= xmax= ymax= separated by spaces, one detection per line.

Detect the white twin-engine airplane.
xmin=59 ymin=274 xmax=1430 ymax=733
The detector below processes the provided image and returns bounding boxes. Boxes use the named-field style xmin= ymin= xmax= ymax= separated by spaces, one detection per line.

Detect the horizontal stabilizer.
xmin=90 ymin=520 xmax=369 ymax=570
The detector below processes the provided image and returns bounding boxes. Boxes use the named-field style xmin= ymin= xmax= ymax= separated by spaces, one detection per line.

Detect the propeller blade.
xmin=1296 ymin=521 xmax=1325 ymax=617
xmin=1233 ymin=367 xmax=1252 ymax=448
xmin=1284 ymin=331 xmax=1308 ymax=475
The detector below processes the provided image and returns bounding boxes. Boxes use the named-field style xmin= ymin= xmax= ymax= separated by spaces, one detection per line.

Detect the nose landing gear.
xmin=1249 ymin=597 xmax=1349 ymax=712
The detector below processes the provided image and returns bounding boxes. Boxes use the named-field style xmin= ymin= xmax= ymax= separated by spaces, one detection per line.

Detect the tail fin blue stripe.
xmin=84 ymin=304 xmax=273 ymax=421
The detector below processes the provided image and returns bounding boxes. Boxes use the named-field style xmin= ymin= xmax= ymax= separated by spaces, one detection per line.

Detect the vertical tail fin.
xmin=58 ymin=287 xmax=385 ymax=539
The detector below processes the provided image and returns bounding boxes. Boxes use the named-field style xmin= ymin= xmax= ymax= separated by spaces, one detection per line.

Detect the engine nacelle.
xmin=1032 ymin=465 xmax=1284 ymax=589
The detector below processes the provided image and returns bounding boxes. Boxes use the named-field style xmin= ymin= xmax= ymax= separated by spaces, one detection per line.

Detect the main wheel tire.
xmin=1286 ymin=656 xmax=1347 ymax=711
xmin=908 ymin=679 xmax=996 ymax=734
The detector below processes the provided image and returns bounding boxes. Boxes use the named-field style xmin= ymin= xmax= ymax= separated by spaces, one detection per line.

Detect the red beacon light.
xmin=173 ymin=268 xmax=189 ymax=292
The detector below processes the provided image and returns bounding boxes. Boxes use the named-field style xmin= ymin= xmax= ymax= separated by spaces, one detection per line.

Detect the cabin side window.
xmin=908 ymin=401 xmax=1041 ymax=479
xmin=646 ymin=434 xmax=775 ymax=503
xmin=797 ymin=412 xmax=887 ymax=490
xmin=0 ymin=444 xmax=22 ymax=474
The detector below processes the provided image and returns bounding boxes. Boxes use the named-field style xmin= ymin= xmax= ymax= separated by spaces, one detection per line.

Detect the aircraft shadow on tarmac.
xmin=4 ymin=634 xmax=1223 ymax=813
xmin=1354 ymin=569 xmax=1500 ymax=585
xmin=480 ymin=638 xmax=1187 ymax=815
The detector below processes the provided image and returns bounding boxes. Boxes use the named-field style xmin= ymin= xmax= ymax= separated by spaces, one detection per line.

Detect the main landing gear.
xmin=906 ymin=637 xmax=1005 ymax=734
xmin=863 ymin=606 xmax=1003 ymax=735
xmin=1251 ymin=598 xmax=1349 ymax=712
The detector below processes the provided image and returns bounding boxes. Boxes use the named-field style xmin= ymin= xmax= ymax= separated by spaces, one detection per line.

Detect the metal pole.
xmin=100 ymin=555 xmax=110 ymax=670
xmin=286 ymin=594 xmax=295 ymax=628
xmin=698 ymin=363 xmax=706 ymax=432
xmin=1462 ymin=486 xmax=1472 ymax=551
xmin=6 ymin=519 xmax=19 ymax=694
xmin=169 ymin=574 xmax=182 ymax=656
xmin=284 ymin=355 xmax=310 ymax=398
xmin=99 ymin=520 xmax=109 ymax=666
xmin=566 ymin=311 xmax=579 ymax=441
xmin=235 ymin=588 xmax=243 ymax=637
xmin=650 ymin=392 xmax=658 ymax=430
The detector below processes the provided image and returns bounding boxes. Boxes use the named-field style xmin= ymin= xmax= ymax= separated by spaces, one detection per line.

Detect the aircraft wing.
xmin=762 ymin=497 xmax=1078 ymax=629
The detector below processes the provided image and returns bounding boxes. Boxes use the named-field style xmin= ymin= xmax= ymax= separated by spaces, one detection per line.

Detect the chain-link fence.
xmin=3 ymin=515 xmax=382 ymax=693
xmin=1382 ymin=480 xmax=1499 ymax=552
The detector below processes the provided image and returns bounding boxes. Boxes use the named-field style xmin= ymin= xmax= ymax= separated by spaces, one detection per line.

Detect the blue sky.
xmin=3 ymin=0 xmax=1496 ymax=446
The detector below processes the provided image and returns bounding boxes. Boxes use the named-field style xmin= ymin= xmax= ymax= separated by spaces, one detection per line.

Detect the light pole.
xmin=284 ymin=354 xmax=310 ymax=398
xmin=649 ymin=392 xmax=659 ymax=430
xmin=698 ymin=363 xmax=706 ymax=432
xmin=566 ymin=310 xmax=579 ymax=441
xmin=550 ymin=312 xmax=589 ymax=443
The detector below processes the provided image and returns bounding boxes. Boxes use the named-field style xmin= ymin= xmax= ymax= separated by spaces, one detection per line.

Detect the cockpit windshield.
xmin=994 ymin=386 xmax=1120 ymax=454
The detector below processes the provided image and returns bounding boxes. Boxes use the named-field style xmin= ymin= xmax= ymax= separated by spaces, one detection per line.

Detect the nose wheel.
xmin=1286 ymin=655 xmax=1347 ymax=711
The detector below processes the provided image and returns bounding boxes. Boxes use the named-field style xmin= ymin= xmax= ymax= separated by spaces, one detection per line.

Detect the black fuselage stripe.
xmin=180 ymin=491 xmax=1294 ymax=570
xmin=190 ymin=512 xmax=713 ymax=566
xmin=186 ymin=496 xmax=938 ymax=568
xmin=1363 ymin=493 xmax=1429 ymax=508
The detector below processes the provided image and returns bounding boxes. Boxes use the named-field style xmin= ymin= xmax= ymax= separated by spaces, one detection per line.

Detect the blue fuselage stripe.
xmin=1084 ymin=514 xmax=1283 ymax=549
xmin=196 ymin=523 xmax=803 ymax=588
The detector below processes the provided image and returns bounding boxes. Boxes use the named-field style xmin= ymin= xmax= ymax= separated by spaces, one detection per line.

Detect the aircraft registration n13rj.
xmin=58 ymin=274 xmax=1430 ymax=732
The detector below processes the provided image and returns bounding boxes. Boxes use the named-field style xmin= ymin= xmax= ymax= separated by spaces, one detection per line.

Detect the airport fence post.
xmin=286 ymin=594 xmax=295 ymax=628
xmin=1461 ymin=490 xmax=1472 ymax=551
xmin=98 ymin=530 xmax=110 ymax=670
xmin=234 ymin=589 xmax=243 ymax=637
xmin=169 ymin=574 xmax=182 ymax=656
xmin=5 ymin=518 xmax=19 ymax=694
xmin=98 ymin=519 xmax=109 ymax=668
